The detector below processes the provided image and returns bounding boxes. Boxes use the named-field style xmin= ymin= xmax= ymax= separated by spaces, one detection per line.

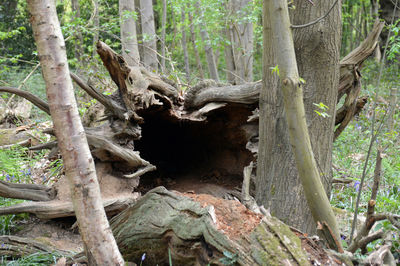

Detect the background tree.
xmin=120 ymin=0 xmax=140 ymax=66
xmin=194 ymin=1 xmax=220 ymax=81
xmin=139 ymin=0 xmax=158 ymax=71
xmin=224 ymin=0 xmax=254 ymax=84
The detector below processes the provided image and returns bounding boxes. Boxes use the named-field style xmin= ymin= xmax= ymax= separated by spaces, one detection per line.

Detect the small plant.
xmin=313 ymin=102 xmax=330 ymax=118
xmin=219 ymin=251 xmax=238 ymax=265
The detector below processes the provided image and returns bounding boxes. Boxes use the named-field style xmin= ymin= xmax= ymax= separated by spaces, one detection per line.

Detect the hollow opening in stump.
xmin=135 ymin=104 xmax=255 ymax=196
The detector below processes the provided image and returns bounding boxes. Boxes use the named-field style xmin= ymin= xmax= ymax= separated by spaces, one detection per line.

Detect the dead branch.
xmin=29 ymin=140 xmax=58 ymax=151
xmin=347 ymin=150 xmax=383 ymax=253
xmin=0 ymin=139 xmax=31 ymax=149
xmin=0 ymin=86 xmax=50 ymax=114
xmin=364 ymin=234 xmax=395 ymax=266
xmin=184 ymin=80 xmax=261 ymax=109
xmin=0 ymin=180 xmax=54 ymax=202
xmin=0 ymin=194 xmax=138 ymax=219
xmin=335 ymin=20 xmax=384 ymax=140
xmin=335 ymin=96 xmax=368 ymax=126
xmin=359 ymin=229 xmax=385 ymax=254
xmin=86 ymin=132 xmax=153 ymax=169
xmin=70 ymin=72 xmax=128 ymax=121
xmin=0 ymin=235 xmax=72 ymax=258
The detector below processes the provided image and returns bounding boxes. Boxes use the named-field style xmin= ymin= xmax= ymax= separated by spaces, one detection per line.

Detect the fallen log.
xmin=0 ymin=23 xmax=383 ymax=219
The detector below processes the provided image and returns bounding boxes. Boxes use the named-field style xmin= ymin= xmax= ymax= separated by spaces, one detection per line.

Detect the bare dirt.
xmin=183 ymin=192 xmax=263 ymax=240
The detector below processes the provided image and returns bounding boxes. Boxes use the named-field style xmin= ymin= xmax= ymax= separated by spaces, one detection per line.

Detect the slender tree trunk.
xmin=188 ymin=11 xmax=205 ymax=79
xmin=181 ymin=10 xmax=190 ymax=81
xmin=27 ymin=0 xmax=124 ymax=264
xmin=170 ymin=5 xmax=177 ymax=51
xmin=257 ymin=0 xmax=342 ymax=236
xmin=139 ymin=0 xmax=158 ymax=71
xmin=388 ymin=88 xmax=397 ymax=132
xmin=71 ymin=0 xmax=84 ymax=65
xmin=194 ymin=1 xmax=219 ymax=81
xmin=119 ymin=0 xmax=140 ymax=66
xmin=226 ymin=0 xmax=254 ymax=84
xmin=160 ymin=0 xmax=167 ymax=71
xmin=92 ymin=0 xmax=99 ymax=59
xmin=259 ymin=0 xmax=341 ymax=244
xmin=224 ymin=27 xmax=236 ymax=84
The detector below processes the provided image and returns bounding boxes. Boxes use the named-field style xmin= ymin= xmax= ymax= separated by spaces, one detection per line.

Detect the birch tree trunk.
xmin=119 ymin=0 xmax=140 ymax=66
xmin=195 ymin=1 xmax=219 ymax=81
xmin=27 ymin=0 xmax=124 ymax=264
xmin=257 ymin=0 xmax=341 ymax=244
xmin=139 ymin=0 xmax=158 ymax=71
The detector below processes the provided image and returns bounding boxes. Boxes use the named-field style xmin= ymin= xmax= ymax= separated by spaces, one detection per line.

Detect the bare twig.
xmin=291 ymin=0 xmax=340 ymax=29
xmin=7 ymin=62 xmax=40 ymax=105
xmin=0 ymin=86 xmax=50 ymax=114
xmin=349 ymin=0 xmax=399 ymax=244
xmin=358 ymin=229 xmax=385 ymax=254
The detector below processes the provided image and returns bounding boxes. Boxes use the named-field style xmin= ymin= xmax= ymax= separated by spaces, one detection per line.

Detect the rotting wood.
xmin=0 ymin=26 xmax=382 ymax=220
xmin=0 ymin=235 xmax=73 ymax=258
xmin=0 ymin=180 xmax=54 ymax=202
xmin=0 ymin=194 xmax=138 ymax=219
xmin=110 ymin=187 xmax=309 ymax=265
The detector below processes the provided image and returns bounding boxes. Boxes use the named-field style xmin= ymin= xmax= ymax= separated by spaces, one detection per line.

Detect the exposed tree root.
xmin=0 ymin=235 xmax=73 ymax=258
xmin=0 ymin=180 xmax=54 ymax=201
xmin=0 ymin=194 xmax=138 ymax=219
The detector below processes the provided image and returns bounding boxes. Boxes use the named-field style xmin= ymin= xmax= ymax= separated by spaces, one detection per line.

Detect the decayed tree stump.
xmin=112 ymin=187 xmax=310 ymax=265
xmin=0 ymin=22 xmax=384 ymax=264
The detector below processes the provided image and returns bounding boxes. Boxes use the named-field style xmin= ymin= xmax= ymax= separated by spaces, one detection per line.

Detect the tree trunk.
xmin=261 ymin=0 xmax=341 ymax=248
xmin=226 ymin=0 xmax=254 ymax=84
xmin=71 ymin=0 xmax=84 ymax=65
xmin=160 ymin=0 xmax=167 ymax=71
xmin=224 ymin=27 xmax=236 ymax=84
xmin=119 ymin=0 xmax=140 ymax=67
xmin=92 ymin=0 xmax=99 ymax=59
xmin=139 ymin=0 xmax=158 ymax=71
xmin=181 ymin=10 xmax=190 ymax=81
xmin=110 ymin=187 xmax=310 ymax=265
xmin=27 ymin=1 xmax=124 ymax=264
xmin=188 ymin=11 xmax=205 ymax=79
xmin=195 ymin=1 xmax=219 ymax=81
xmin=257 ymin=0 xmax=342 ymax=236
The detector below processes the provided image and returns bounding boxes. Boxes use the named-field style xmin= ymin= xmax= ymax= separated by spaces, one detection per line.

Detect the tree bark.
xmin=92 ymin=0 xmax=99 ymax=59
xmin=27 ymin=1 xmax=124 ymax=264
xmin=195 ymin=1 xmax=219 ymax=81
xmin=257 ymin=0 xmax=342 ymax=236
xmin=188 ymin=11 xmax=205 ymax=79
xmin=120 ymin=0 xmax=140 ymax=67
xmin=269 ymin=0 xmax=341 ymax=247
xmin=160 ymin=0 xmax=167 ymax=71
xmin=225 ymin=0 xmax=254 ymax=84
xmin=110 ymin=187 xmax=310 ymax=265
xmin=181 ymin=10 xmax=190 ymax=81
xmin=139 ymin=0 xmax=158 ymax=71
xmin=71 ymin=0 xmax=84 ymax=65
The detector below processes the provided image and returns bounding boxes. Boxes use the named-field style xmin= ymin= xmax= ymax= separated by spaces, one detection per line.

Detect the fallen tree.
xmin=0 ymin=20 xmax=384 ymax=265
